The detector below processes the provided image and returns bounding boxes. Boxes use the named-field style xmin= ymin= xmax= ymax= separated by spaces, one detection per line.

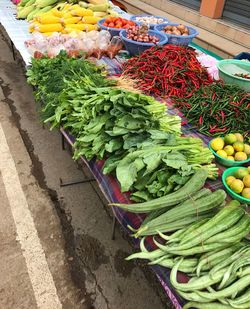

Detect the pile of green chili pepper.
xmin=122 ymin=45 xmax=213 ymax=98
xmin=173 ymin=82 xmax=250 ymax=136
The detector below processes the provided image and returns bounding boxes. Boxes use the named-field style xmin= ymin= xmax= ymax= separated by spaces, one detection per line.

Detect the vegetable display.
xmin=126 ymin=199 xmax=250 ymax=307
xmin=27 ymin=53 xmax=218 ymax=202
xmin=25 ymin=31 xmax=123 ymax=59
xmin=133 ymin=15 xmax=165 ymax=25
xmin=173 ymin=82 xmax=250 ymax=136
xmin=161 ymin=24 xmax=189 ymax=36
xmin=101 ymin=16 xmax=135 ymax=28
xmin=210 ymin=133 xmax=250 ymax=162
xmin=226 ymin=167 xmax=250 ymax=199
xmin=126 ymin=25 xmax=159 ymax=43
xmin=104 ymin=135 xmax=217 ymax=200
xmin=122 ymin=45 xmax=213 ymax=98
xmin=17 ymin=0 xmax=117 ymax=21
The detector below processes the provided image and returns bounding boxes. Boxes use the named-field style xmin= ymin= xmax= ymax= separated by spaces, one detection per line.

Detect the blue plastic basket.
xmin=119 ymin=29 xmax=168 ymax=56
xmin=131 ymin=14 xmax=169 ymax=29
xmin=97 ymin=18 xmax=130 ymax=37
xmin=154 ymin=23 xmax=198 ymax=46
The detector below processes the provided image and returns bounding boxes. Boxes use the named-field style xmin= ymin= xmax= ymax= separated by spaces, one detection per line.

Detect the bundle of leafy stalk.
xmin=26 ymin=51 xmax=110 ymax=121
xmin=103 ymin=130 xmax=218 ymax=201
xmin=41 ymin=69 xmax=181 ymax=159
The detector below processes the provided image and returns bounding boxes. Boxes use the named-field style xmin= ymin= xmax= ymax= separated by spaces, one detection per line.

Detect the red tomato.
xmin=122 ymin=19 xmax=128 ymax=26
xmin=128 ymin=20 xmax=135 ymax=26
xmin=116 ymin=22 xmax=123 ymax=28
xmin=108 ymin=22 xmax=115 ymax=28
xmin=105 ymin=17 xmax=112 ymax=23
xmin=103 ymin=22 xmax=108 ymax=26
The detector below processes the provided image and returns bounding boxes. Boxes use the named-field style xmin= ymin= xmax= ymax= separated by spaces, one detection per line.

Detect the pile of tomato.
xmin=102 ymin=17 xmax=136 ymax=29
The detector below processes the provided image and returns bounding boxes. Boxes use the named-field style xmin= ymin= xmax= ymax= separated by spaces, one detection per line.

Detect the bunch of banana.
xmin=29 ymin=3 xmax=105 ymax=35
xmin=16 ymin=0 xmax=62 ymax=20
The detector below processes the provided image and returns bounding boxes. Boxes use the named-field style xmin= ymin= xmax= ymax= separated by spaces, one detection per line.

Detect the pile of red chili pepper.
xmin=173 ymin=81 xmax=250 ymax=136
xmin=122 ymin=45 xmax=213 ymax=98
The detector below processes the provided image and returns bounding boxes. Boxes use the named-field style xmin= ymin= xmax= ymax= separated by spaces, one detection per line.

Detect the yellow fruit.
xmin=226 ymin=176 xmax=236 ymax=186
xmin=216 ymin=150 xmax=227 ymax=158
xmin=234 ymin=133 xmax=244 ymax=142
xmin=244 ymin=144 xmax=250 ymax=155
xmin=243 ymin=174 xmax=250 ymax=188
xmin=234 ymin=168 xmax=249 ymax=179
xmin=233 ymin=141 xmax=244 ymax=152
xmin=234 ymin=152 xmax=248 ymax=161
xmin=224 ymin=145 xmax=234 ymax=156
xmin=227 ymin=156 xmax=235 ymax=161
xmin=242 ymin=188 xmax=250 ymax=199
xmin=211 ymin=137 xmax=224 ymax=151
xmin=224 ymin=133 xmax=237 ymax=145
xmin=248 ymin=166 xmax=250 ymax=173
xmin=230 ymin=179 xmax=244 ymax=194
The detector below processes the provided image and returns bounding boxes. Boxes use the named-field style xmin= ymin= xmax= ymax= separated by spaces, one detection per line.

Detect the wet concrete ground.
xmin=0 ymin=27 xmax=172 ymax=309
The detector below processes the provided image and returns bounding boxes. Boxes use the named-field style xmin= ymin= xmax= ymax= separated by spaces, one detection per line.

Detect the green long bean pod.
xmin=209 ymin=247 xmax=250 ymax=278
xmin=139 ymin=237 xmax=148 ymax=252
xmin=196 ymin=275 xmax=250 ymax=300
xmin=207 ymin=286 xmax=228 ymax=305
xmin=183 ymin=301 xmax=233 ymax=308
xmin=170 ymin=258 xmax=227 ymax=291
xmin=205 ymin=215 xmax=250 ymax=244
xmin=196 ymin=245 xmax=241 ymax=277
xmin=154 ymin=238 xmax=230 ymax=256
xmin=177 ymin=290 xmax=212 ymax=303
xmin=125 ymin=249 xmax=166 ymax=261
xmin=227 ymin=288 xmax=250 ymax=306
xmin=219 ymin=257 xmax=250 ymax=289
xmin=227 ymin=301 xmax=250 ymax=309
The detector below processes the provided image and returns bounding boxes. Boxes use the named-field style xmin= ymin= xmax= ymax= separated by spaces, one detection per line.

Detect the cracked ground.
xmin=0 ymin=26 xmax=173 ymax=309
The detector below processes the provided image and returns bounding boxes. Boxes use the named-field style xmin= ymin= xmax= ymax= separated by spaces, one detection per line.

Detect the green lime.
xmin=224 ymin=133 xmax=237 ymax=145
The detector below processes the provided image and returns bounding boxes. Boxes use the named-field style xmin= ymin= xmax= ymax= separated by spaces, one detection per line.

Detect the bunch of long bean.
xmin=126 ymin=200 xmax=250 ymax=308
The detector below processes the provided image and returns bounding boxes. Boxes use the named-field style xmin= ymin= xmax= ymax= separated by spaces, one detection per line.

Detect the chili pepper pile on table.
xmin=122 ymin=45 xmax=213 ymax=98
xmin=173 ymin=81 xmax=250 ymax=136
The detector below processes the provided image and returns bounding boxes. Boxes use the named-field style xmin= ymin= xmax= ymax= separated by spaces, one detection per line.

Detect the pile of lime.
xmin=210 ymin=133 xmax=250 ymax=161
xmin=226 ymin=167 xmax=250 ymax=199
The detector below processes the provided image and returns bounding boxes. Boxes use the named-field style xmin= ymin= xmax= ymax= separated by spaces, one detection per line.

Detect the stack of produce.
xmin=25 ymin=31 xmax=123 ymax=58
xmin=161 ymin=24 xmax=190 ymax=36
xmin=101 ymin=16 xmax=136 ymax=29
xmin=122 ymin=197 xmax=250 ymax=308
xmin=28 ymin=3 xmax=102 ymax=33
xmin=122 ymin=45 xmax=213 ymax=98
xmin=17 ymin=0 xmax=118 ymax=23
xmin=27 ymin=53 xmax=217 ymax=201
xmin=210 ymin=133 xmax=250 ymax=162
xmin=126 ymin=24 xmax=159 ymax=43
xmin=103 ymin=134 xmax=217 ymax=201
xmin=173 ymin=82 xmax=250 ymax=136
xmin=226 ymin=167 xmax=250 ymax=199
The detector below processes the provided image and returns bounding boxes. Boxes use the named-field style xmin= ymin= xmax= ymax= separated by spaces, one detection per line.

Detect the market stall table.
xmin=0 ymin=2 xmax=227 ymax=308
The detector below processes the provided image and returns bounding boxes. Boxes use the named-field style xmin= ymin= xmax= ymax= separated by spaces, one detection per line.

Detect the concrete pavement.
xmin=0 ymin=26 xmax=170 ymax=309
